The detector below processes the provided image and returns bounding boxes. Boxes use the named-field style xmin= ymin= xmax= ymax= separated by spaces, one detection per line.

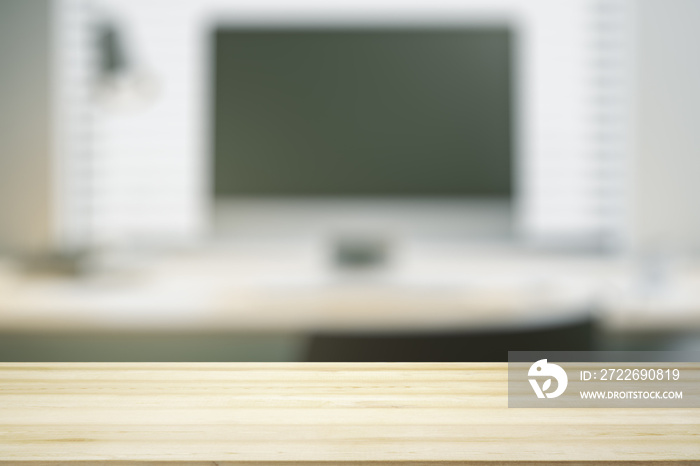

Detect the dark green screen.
xmin=213 ymin=28 xmax=512 ymax=196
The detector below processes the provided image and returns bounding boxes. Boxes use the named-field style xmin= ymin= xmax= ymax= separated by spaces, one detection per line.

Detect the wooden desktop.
xmin=1 ymin=362 xmax=698 ymax=464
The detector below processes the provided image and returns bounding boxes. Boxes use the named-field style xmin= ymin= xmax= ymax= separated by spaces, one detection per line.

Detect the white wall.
xmin=633 ymin=0 xmax=700 ymax=256
xmin=0 ymin=0 xmax=54 ymax=255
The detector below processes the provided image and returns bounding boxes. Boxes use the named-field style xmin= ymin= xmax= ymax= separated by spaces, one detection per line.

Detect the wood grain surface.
xmin=0 ymin=363 xmax=698 ymax=464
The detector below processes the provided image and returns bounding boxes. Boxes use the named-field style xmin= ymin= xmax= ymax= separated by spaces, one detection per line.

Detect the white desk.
xmin=0 ymin=245 xmax=698 ymax=334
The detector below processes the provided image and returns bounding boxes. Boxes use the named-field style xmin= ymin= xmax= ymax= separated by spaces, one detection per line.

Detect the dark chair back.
xmin=307 ymin=318 xmax=594 ymax=362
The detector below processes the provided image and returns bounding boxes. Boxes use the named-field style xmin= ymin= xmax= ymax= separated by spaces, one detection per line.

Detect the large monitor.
xmin=212 ymin=27 xmax=512 ymax=198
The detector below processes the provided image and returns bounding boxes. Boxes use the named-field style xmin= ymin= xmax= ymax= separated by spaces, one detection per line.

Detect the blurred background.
xmin=0 ymin=0 xmax=699 ymax=362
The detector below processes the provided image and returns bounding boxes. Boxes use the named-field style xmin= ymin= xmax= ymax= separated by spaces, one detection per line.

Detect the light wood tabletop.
xmin=0 ymin=363 xmax=698 ymax=464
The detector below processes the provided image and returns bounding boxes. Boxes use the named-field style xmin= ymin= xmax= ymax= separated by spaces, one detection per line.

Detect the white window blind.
xmin=54 ymin=0 xmax=631 ymax=250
